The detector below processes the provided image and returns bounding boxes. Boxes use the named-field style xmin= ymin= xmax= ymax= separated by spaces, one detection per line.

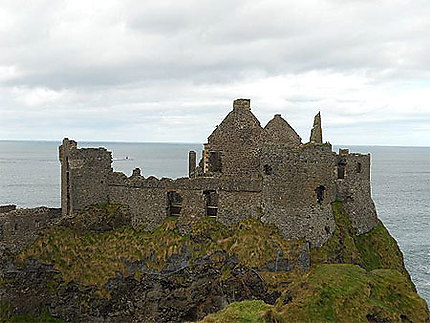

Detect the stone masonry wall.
xmin=335 ymin=152 xmax=378 ymax=234
xmin=264 ymin=114 xmax=302 ymax=147
xmin=260 ymin=144 xmax=337 ymax=247
xmin=107 ymin=173 xmax=262 ymax=231
xmin=204 ymin=99 xmax=264 ymax=178
xmin=59 ymin=139 xmax=112 ymax=217
xmin=0 ymin=207 xmax=61 ymax=253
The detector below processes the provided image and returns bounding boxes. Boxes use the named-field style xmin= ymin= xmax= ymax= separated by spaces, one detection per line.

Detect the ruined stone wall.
xmin=217 ymin=190 xmax=261 ymax=226
xmin=0 ymin=207 xmax=61 ymax=252
xmin=335 ymin=152 xmax=378 ymax=234
xmin=260 ymin=144 xmax=337 ymax=247
xmin=107 ymin=173 xmax=262 ymax=231
xmin=204 ymin=99 xmax=264 ymax=178
xmin=59 ymin=139 xmax=112 ymax=217
xmin=264 ymin=114 xmax=302 ymax=147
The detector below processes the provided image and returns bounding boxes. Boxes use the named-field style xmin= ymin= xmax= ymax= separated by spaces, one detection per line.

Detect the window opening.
xmin=203 ymin=190 xmax=218 ymax=217
xmin=337 ymin=159 xmax=347 ymax=179
xmin=167 ymin=191 xmax=183 ymax=217
xmin=315 ymin=185 xmax=325 ymax=204
xmin=209 ymin=151 xmax=222 ymax=172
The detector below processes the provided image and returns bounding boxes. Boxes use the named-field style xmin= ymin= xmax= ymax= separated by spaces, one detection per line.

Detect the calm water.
xmin=0 ymin=141 xmax=429 ymax=304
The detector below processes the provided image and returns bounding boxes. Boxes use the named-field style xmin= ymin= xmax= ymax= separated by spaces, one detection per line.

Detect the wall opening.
xmin=66 ymin=156 xmax=71 ymax=215
xmin=263 ymin=164 xmax=273 ymax=175
xmin=315 ymin=185 xmax=325 ymax=204
xmin=209 ymin=151 xmax=222 ymax=172
xmin=337 ymin=159 xmax=347 ymax=179
xmin=203 ymin=190 xmax=218 ymax=217
xmin=357 ymin=162 xmax=362 ymax=173
xmin=167 ymin=191 xmax=183 ymax=217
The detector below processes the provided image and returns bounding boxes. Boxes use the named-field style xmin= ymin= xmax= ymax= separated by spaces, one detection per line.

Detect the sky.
xmin=0 ymin=0 xmax=429 ymax=146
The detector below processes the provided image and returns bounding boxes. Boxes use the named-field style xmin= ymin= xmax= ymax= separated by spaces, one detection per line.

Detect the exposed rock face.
xmin=310 ymin=112 xmax=323 ymax=143
xmin=2 ymin=257 xmax=273 ymax=323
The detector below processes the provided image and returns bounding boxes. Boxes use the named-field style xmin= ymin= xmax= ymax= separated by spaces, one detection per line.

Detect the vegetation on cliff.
xmin=18 ymin=206 xmax=304 ymax=289
xmin=5 ymin=202 xmax=429 ymax=322
xmin=200 ymin=265 xmax=428 ymax=323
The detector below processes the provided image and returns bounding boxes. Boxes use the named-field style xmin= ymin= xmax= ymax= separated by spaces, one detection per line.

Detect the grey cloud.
xmin=0 ymin=0 xmax=429 ymax=145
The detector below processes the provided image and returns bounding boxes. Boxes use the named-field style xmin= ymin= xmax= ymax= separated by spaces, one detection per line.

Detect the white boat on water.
xmin=113 ymin=156 xmax=133 ymax=161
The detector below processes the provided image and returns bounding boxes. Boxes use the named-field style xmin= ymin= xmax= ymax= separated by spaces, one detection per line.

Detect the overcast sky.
xmin=0 ymin=0 xmax=429 ymax=146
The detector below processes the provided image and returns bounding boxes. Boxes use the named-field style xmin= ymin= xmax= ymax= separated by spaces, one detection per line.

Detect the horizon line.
xmin=0 ymin=139 xmax=429 ymax=148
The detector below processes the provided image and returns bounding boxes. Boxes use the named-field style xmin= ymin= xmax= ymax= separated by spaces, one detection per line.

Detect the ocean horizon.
xmin=0 ymin=140 xmax=429 ymax=304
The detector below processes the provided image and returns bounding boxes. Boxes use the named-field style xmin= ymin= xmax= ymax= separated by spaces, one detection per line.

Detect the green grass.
xmin=312 ymin=201 xmax=409 ymax=279
xmin=265 ymin=264 xmax=429 ymax=322
xmin=196 ymin=300 xmax=272 ymax=323
xmin=6 ymin=311 xmax=65 ymax=323
xmin=18 ymin=211 xmax=304 ymax=290
xmin=202 ymin=265 xmax=429 ymax=322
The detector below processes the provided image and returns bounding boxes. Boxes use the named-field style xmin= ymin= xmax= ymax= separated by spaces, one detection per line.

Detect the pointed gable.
xmin=207 ymin=99 xmax=264 ymax=147
xmin=264 ymin=114 xmax=302 ymax=147
xmin=204 ymin=99 xmax=264 ymax=177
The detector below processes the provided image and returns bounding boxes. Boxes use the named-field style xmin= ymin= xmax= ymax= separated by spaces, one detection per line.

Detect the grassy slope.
xmin=18 ymin=209 xmax=303 ymax=288
xmin=266 ymin=264 xmax=428 ymax=322
xmin=196 ymin=300 xmax=271 ymax=323
xmin=199 ymin=265 xmax=429 ymax=323
xmin=12 ymin=202 xmax=429 ymax=322
xmin=200 ymin=201 xmax=429 ymax=322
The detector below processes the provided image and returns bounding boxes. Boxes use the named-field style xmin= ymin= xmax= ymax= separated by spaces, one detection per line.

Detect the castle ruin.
xmin=58 ymin=99 xmax=378 ymax=247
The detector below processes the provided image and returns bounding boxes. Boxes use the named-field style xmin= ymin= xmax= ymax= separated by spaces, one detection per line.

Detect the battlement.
xmin=58 ymin=98 xmax=378 ymax=247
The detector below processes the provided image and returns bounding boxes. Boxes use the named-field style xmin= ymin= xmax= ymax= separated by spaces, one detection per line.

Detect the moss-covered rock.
xmin=312 ymin=201 xmax=409 ymax=278
xmin=264 ymin=264 xmax=429 ymax=322
xmin=206 ymin=264 xmax=429 ymax=323
xmin=196 ymin=300 xmax=271 ymax=323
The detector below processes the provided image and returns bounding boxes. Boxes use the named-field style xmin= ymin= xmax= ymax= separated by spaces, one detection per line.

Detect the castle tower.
xmin=309 ymin=112 xmax=323 ymax=144
xmin=264 ymin=114 xmax=302 ymax=147
xmin=59 ymin=138 xmax=112 ymax=216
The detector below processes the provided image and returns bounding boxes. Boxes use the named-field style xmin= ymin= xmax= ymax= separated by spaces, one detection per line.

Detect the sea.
xmin=0 ymin=140 xmax=429 ymax=304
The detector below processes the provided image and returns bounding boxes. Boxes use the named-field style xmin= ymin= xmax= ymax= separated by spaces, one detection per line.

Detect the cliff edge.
xmin=1 ymin=202 xmax=428 ymax=322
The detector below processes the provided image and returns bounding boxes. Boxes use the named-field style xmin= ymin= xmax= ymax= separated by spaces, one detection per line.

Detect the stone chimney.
xmin=233 ymin=98 xmax=251 ymax=111
xmin=310 ymin=112 xmax=323 ymax=144
xmin=132 ymin=168 xmax=141 ymax=177
xmin=188 ymin=151 xmax=196 ymax=178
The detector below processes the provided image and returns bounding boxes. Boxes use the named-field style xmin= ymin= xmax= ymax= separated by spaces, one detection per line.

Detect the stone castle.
xmin=57 ymin=98 xmax=378 ymax=247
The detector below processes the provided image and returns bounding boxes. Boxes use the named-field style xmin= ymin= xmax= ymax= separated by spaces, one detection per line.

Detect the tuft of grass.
xmin=196 ymin=300 xmax=272 ymax=323
xmin=7 ymin=311 xmax=66 ymax=323
xmin=0 ymin=301 xmax=13 ymax=321
xmin=219 ymin=218 xmax=305 ymax=269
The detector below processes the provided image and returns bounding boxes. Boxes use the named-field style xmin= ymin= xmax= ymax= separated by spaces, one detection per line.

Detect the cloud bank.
xmin=0 ymin=0 xmax=429 ymax=145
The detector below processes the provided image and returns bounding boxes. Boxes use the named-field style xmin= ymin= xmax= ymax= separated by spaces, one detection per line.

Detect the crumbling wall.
xmin=0 ymin=207 xmax=61 ymax=252
xmin=335 ymin=151 xmax=378 ymax=234
xmin=59 ymin=139 xmax=112 ymax=217
xmin=107 ymin=172 xmax=263 ymax=231
xmin=260 ymin=144 xmax=337 ymax=247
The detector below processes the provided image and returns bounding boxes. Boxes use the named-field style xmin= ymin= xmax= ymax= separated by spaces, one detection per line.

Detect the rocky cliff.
xmin=1 ymin=203 xmax=429 ymax=322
